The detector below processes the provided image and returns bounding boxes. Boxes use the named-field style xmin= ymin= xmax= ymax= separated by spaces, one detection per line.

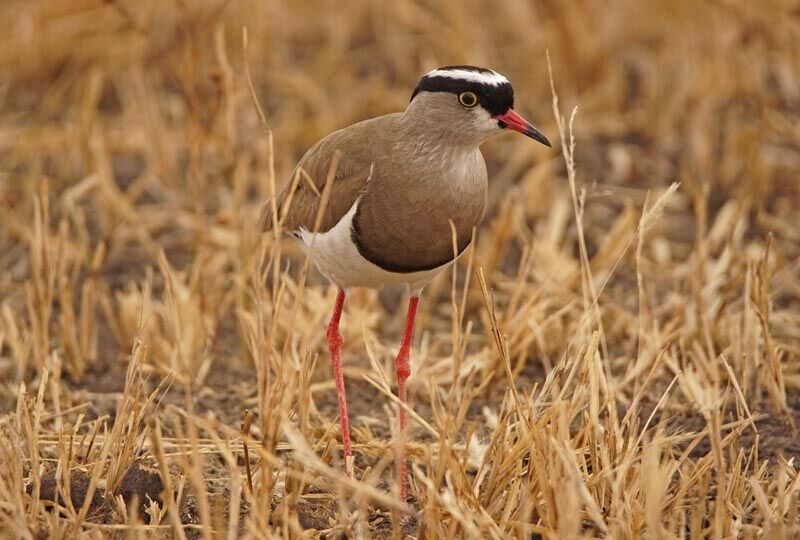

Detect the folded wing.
xmin=259 ymin=133 xmax=373 ymax=236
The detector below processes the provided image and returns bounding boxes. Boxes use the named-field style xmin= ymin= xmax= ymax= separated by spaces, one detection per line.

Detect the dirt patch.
xmin=117 ymin=460 xmax=164 ymax=515
xmin=636 ymin=389 xmax=800 ymax=462
xmin=296 ymin=500 xmax=334 ymax=531
xmin=31 ymin=469 xmax=106 ymax=521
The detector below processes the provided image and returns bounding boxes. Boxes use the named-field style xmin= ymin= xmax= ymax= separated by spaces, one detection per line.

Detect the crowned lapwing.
xmin=261 ymin=65 xmax=550 ymax=505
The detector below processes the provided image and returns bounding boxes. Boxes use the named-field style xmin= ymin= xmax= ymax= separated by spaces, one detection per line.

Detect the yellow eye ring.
xmin=458 ymin=91 xmax=478 ymax=108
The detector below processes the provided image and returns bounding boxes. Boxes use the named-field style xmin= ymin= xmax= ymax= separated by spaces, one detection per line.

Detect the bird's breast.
xmin=351 ymin=148 xmax=488 ymax=274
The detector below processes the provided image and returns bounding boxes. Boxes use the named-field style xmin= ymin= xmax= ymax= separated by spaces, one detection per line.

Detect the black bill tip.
xmin=525 ymin=125 xmax=552 ymax=147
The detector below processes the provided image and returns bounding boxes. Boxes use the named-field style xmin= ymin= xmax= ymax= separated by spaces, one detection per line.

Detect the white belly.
xmin=299 ymin=201 xmax=451 ymax=293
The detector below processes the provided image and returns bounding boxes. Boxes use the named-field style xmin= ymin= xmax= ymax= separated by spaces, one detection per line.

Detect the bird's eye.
xmin=458 ymin=91 xmax=478 ymax=108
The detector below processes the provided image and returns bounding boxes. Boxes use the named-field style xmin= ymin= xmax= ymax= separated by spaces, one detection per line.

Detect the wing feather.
xmin=259 ymin=133 xmax=372 ymax=235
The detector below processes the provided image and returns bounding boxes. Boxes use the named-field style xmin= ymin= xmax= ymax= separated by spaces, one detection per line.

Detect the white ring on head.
xmin=425 ymin=68 xmax=509 ymax=86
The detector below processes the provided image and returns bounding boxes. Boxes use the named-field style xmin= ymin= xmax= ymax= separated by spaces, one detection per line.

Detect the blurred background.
xmin=1 ymin=0 xmax=799 ymax=536
xmin=3 ymin=1 xmax=798 ymax=212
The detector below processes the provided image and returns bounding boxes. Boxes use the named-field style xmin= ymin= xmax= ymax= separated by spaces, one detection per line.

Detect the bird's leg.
xmin=395 ymin=295 xmax=419 ymax=503
xmin=327 ymin=288 xmax=353 ymax=476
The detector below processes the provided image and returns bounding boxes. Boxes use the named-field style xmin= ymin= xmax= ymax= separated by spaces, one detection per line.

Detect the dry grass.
xmin=1 ymin=0 xmax=800 ymax=538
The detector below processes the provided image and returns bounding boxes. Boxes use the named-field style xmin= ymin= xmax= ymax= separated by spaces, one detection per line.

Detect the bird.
xmin=260 ymin=65 xmax=550 ymax=505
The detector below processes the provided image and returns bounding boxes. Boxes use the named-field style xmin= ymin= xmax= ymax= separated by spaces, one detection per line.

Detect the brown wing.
xmin=259 ymin=132 xmax=373 ymax=235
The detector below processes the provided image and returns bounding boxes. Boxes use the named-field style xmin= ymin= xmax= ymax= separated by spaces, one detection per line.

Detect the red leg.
xmin=395 ymin=295 xmax=419 ymax=503
xmin=327 ymin=288 xmax=353 ymax=476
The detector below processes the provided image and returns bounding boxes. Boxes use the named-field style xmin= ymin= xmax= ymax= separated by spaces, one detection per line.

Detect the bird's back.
xmin=260 ymin=114 xmax=397 ymax=235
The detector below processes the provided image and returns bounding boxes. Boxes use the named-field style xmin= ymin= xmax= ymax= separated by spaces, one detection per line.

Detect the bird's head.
xmin=407 ymin=65 xmax=551 ymax=147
